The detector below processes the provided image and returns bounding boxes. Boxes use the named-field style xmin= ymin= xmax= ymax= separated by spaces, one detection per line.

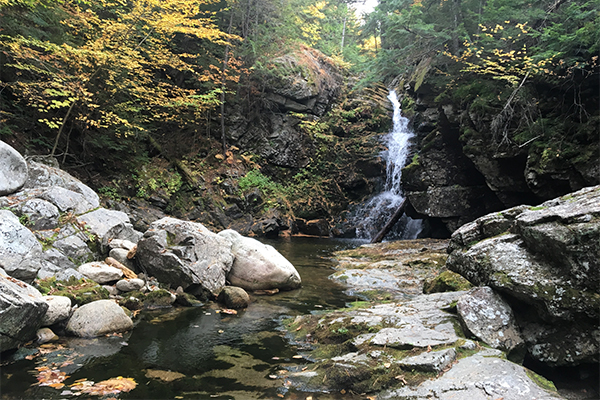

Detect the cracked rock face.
xmin=447 ymin=185 xmax=600 ymax=367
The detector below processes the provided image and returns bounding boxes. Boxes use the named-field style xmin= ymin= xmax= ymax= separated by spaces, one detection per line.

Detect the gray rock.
xmin=77 ymin=208 xmax=141 ymax=253
xmin=51 ymin=231 xmax=93 ymax=266
xmin=137 ymin=217 xmax=234 ymax=297
xmin=0 ymin=272 xmax=48 ymax=352
xmin=218 ymin=286 xmax=250 ymax=309
xmin=108 ymin=248 xmax=135 ymax=270
xmin=0 ymin=210 xmax=43 ymax=282
xmin=102 ymin=285 xmax=119 ymax=296
xmin=18 ymin=198 xmax=60 ymax=230
xmin=39 ymin=247 xmax=77 ymax=277
xmin=380 ymin=353 xmax=563 ymax=400
xmin=108 ymin=239 xmax=136 ymax=251
xmin=116 ymin=278 xmax=145 ymax=292
xmin=56 ymin=268 xmax=84 ymax=282
xmin=218 ymin=229 xmax=301 ymax=291
xmin=78 ymin=262 xmax=123 ymax=284
xmin=24 ymin=161 xmax=100 ymax=209
xmin=457 ymin=287 xmax=524 ymax=354
xmin=370 ymin=326 xmax=457 ymax=349
xmin=447 ymin=185 xmax=600 ymax=367
xmin=397 ymin=348 xmax=457 ymax=373
xmin=41 ymin=295 xmax=72 ymax=326
xmin=66 ymin=299 xmax=133 ymax=337
xmin=0 ymin=140 xmax=28 ymax=196
xmin=39 ymin=186 xmax=96 ymax=215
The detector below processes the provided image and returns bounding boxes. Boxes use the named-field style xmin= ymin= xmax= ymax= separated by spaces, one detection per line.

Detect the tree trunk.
xmin=370 ymin=199 xmax=407 ymax=243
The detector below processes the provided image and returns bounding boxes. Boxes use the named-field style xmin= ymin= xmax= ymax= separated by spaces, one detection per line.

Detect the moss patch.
xmin=423 ymin=270 xmax=473 ymax=294
xmin=36 ymin=276 xmax=109 ymax=306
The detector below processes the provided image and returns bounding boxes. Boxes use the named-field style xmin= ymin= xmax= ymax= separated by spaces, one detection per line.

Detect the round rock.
xmin=78 ymin=262 xmax=123 ymax=284
xmin=116 ymin=278 xmax=145 ymax=293
xmin=41 ymin=295 xmax=72 ymax=326
xmin=66 ymin=299 xmax=133 ymax=337
xmin=218 ymin=286 xmax=250 ymax=309
xmin=0 ymin=140 xmax=28 ymax=196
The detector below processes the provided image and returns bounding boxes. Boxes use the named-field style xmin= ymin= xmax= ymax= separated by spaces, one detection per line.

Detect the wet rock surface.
xmin=283 ymin=239 xmax=573 ymax=400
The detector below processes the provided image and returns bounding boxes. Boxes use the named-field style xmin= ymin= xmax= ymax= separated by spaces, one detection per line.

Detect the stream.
xmin=1 ymin=237 xmax=368 ymax=400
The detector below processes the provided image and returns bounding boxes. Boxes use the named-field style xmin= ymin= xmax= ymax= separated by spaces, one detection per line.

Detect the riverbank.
xmin=280 ymin=237 xmax=597 ymax=400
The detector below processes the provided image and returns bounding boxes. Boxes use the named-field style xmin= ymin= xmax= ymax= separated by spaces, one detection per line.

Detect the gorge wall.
xmin=398 ymin=63 xmax=599 ymax=236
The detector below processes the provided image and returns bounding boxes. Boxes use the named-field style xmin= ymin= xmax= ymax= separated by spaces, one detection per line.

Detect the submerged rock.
xmin=217 ymin=286 xmax=250 ymax=309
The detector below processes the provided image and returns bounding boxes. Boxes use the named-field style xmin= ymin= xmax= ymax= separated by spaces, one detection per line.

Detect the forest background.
xmin=0 ymin=0 xmax=598 ymax=235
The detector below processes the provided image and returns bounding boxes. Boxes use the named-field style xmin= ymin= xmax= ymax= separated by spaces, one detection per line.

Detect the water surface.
xmin=1 ymin=237 xmax=366 ymax=400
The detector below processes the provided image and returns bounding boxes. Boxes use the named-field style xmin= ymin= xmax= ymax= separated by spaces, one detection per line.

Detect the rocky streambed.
xmin=278 ymin=188 xmax=600 ymax=400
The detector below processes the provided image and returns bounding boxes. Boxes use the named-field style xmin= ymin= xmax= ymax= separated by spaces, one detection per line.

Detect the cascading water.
xmin=354 ymin=90 xmax=422 ymax=240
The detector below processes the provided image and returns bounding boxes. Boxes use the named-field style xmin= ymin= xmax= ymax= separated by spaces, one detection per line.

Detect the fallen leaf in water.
xmin=36 ymin=367 xmax=68 ymax=388
xmin=145 ymin=369 xmax=185 ymax=382
xmin=71 ymin=376 xmax=137 ymax=396
xmin=220 ymin=309 xmax=237 ymax=315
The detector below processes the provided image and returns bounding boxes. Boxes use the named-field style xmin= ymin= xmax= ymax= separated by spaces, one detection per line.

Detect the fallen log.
xmin=370 ymin=199 xmax=407 ymax=244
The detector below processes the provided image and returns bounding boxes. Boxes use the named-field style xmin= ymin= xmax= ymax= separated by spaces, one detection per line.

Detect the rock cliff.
xmin=399 ymin=65 xmax=599 ymax=235
xmin=446 ymin=185 xmax=599 ymax=368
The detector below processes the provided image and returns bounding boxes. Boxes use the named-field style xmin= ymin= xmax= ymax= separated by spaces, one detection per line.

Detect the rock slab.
xmin=457 ymin=286 xmax=524 ymax=354
xmin=447 ymin=185 xmax=600 ymax=367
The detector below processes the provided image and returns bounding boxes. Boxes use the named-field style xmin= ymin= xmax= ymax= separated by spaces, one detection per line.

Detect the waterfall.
xmin=355 ymin=90 xmax=422 ymax=240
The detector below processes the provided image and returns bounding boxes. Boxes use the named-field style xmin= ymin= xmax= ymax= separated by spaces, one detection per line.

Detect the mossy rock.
xmin=143 ymin=289 xmax=175 ymax=309
xmin=423 ymin=270 xmax=473 ymax=294
xmin=36 ymin=277 xmax=110 ymax=306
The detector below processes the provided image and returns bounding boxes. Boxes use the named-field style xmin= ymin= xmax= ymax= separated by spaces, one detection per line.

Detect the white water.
xmin=355 ymin=90 xmax=422 ymax=240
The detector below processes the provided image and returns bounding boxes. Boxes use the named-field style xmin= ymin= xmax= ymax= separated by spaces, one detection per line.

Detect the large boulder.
xmin=23 ymin=161 xmax=100 ymax=209
xmin=136 ymin=217 xmax=234 ymax=297
xmin=0 ymin=210 xmax=43 ymax=282
xmin=66 ymin=299 xmax=133 ymax=337
xmin=0 ymin=141 xmax=28 ymax=196
xmin=0 ymin=270 xmax=48 ymax=352
xmin=447 ymin=185 xmax=600 ymax=367
xmin=218 ymin=229 xmax=301 ymax=291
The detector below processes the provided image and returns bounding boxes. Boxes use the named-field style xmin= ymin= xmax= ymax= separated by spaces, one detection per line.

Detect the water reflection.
xmin=1 ymin=237 xmax=363 ymax=400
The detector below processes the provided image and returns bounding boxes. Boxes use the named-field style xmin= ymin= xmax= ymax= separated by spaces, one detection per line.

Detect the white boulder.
xmin=218 ymin=229 xmax=301 ymax=291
